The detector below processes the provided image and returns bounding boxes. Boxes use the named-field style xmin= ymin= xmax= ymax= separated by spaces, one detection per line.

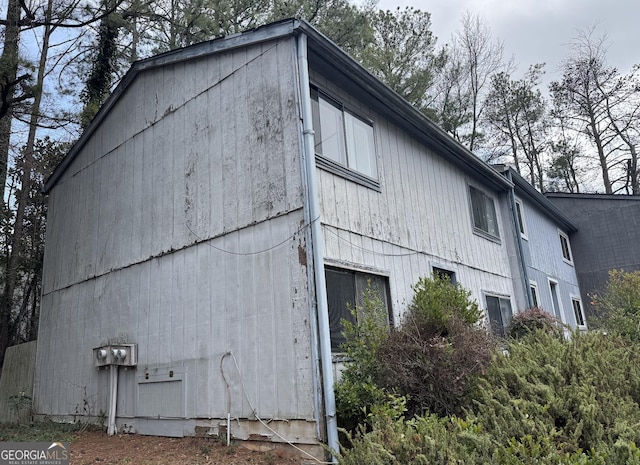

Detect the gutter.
xmin=296 ymin=32 xmax=339 ymax=461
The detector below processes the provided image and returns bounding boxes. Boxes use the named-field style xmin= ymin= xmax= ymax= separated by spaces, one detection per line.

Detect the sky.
xmin=378 ymin=0 xmax=640 ymax=85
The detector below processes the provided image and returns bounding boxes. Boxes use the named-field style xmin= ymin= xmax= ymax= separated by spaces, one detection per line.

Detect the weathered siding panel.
xmin=517 ymin=198 xmax=581 ymax=326
xmin=42 ymin=39 xmax=303 ymax=294
xmin=312 ymin=70 xmax=515 ymax=320
xmin=35 ymin=213 xmax=314 ymax=420
xmin=36 ymin=37 xmax=315 ymax=437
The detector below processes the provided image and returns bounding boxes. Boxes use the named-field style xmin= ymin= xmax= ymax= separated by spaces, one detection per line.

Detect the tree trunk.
xmin=0 ymin=0 xmax=22 ymax=193
xmin=0 ymin=0 xmax=52 ymax=370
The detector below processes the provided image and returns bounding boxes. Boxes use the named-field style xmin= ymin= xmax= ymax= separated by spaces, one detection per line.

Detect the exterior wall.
xmin=516 ymin=198 xmax=582 ymax=327
xmin=34 ymin=37 xmax=318 ymax=443
xmin=310 ymin=70 xmax=516 ymax=325
xmin=547 ymin=194 xmax=640 ymax=317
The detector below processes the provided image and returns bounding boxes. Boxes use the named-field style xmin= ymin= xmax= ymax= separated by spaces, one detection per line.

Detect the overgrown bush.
xmin=508 ymin=306 xmax=562 ymax=339
xmin=593 ymin=269 xmax=640 ymax=341
xmin=376 ymin=275 xmax=494 ymax=417
xmin=337 ymin=399 xmax=623 ymax=465
xmin=339 ymin=329 xmax=640 ymax=464
xmin=472 ymin=330 xmax=640 ymax=457
xmin=335 ymin=275 xmax=493 ymax=427
xmin=338 ymin=398 xmax=495 ymax=465
xmin=335 ymin=285 xmax=390 ymax=432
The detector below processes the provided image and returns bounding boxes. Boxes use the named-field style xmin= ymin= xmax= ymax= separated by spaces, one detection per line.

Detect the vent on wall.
xmin=93 ymin=344 xmax=138 ymax=367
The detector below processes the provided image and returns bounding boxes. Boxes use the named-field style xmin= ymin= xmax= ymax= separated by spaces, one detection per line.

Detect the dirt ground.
xmin=70 ymin=430 xmax=313 ymax=465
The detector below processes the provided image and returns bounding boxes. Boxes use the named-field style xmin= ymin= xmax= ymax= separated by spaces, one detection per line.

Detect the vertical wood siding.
xmin=311 ymin=71 xmax=515 ymax=320
xmin=518 ymin=200 xmax=582 ymax=326
xmin=35 ymin=38 xmax=316 ymax=425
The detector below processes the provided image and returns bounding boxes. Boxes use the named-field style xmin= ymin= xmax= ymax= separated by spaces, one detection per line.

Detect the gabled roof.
xmin=495 ymin=165 xmax=578 ymax=233
xmin=44 ymin=19 xmax=512 ymax=194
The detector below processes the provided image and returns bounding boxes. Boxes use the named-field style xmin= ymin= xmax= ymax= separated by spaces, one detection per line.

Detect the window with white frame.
xmin=311 ymin=89 xmax=378 ymax=183
xmin=469 ymin=185 xmax=500 ymax=239
xmin=558 ymin=230 xmax=573 ymax=264
xmin=485 ymin=294 xmax=512 ymax=337
xmin=515 ymin=198 xmax=528 ymax=239
xmin=530 ymin=281 xmax=539 ymax=308
xmin=572 ymin=297 xmax=586 ymax=328
xmin=325 ymin=267 xmax=392 ymax=351
xmin=548 ymin=278 xmax=563 ymax=321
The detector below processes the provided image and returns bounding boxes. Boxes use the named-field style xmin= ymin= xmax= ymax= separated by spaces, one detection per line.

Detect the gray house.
xmin=498 ymin=167 xmax=586 ymax=331
xmin=33 ymin=19 xmax=581 ymax=456
xmin=546 ymin=192 xmax=640 ymax=318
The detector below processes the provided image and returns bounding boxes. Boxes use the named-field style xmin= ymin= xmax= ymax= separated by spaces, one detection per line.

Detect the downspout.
xmin=296 ymin=32 xmax=339 ymax=461
xmin=506 ymin=170 xmax=534 ymax=308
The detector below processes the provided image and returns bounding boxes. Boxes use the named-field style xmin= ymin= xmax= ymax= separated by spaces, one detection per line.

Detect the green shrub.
xmin=472 ymin=330 xmax=640 ymax=456
xmin=339 ymin=329 xmax=640 ymax=464
xmin=338 ymin=402 xmax=494 ymax=465
xmin=337 ymin=404 xmax=616 ymax=464
xmin=335 ymin=284 xmax=390 ymax=432
xmin=508 ymin=307 xmax=562 ymax=339
xmin=409 ymin=275 xmax=482 ymax=332
xmin=593 ymin=269 xmax=640 ymax=342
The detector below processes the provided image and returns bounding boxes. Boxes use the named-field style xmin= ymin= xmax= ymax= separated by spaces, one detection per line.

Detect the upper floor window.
xmin=311 ymin=89 xmax=378 ymax=184
xmin=515 ymin=198 xmax=528 ymax=239
xmin=558 ymin=230 xmax=573 ymax=264
xmin=469 ymin=185 xmax=500 ymax=239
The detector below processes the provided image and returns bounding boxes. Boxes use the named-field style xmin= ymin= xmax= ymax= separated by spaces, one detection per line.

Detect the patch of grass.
xmin=0 ymin=420 xmax=84 ymax=442
xmin=225 ymin=442 xmax=237 ymax=455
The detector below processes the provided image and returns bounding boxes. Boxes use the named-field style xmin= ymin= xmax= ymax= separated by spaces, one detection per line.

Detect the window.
xmin=530 ymin=281 xmax=539 ymax=308
xmin=559 ymin=231 xmax=573 ymax=264
xmin=515 ymin=198 xmax=528 ymax=239
xmin=572 ymin=298 xmax=586 ymax=329
xmin=432 ymin=267 xmax=456 ymax=285
xmin=311 ymin=89 xmax=378 ymax=183
xmin=469 ymin=185 xmax=500 ymax=239
xmin=548 ymin=279 xmax=563 ymax=322
xmin=325 ymin=268 xmax=391 ymax=351
xmin=486 ymin=295 xmax=512 ymax=337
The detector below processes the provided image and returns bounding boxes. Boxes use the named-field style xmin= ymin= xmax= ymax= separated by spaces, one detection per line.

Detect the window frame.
xmin=430 ymin=263 xmax=457 ymax=285
xmin=468 ymin=184 xmax=501 ymax=241
xmin=310 ymin=88 xmax=380 ymax=191
xmin=571 ymin=296 xmax=587 ymax=330
xmin=547 ymin=277 xmax=565 ymax=323
xmin=484 ymin=293 xmax=513 ymax=337
xmin=515 ymin=197 xmax=528 ymax=240
xmin=529 ymin=280 xmax=539 ymax=308
xmin=324 ymin=266 xmax=392 ymax=353
xmin=558 ymin=230 xmax=573 ymax=265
